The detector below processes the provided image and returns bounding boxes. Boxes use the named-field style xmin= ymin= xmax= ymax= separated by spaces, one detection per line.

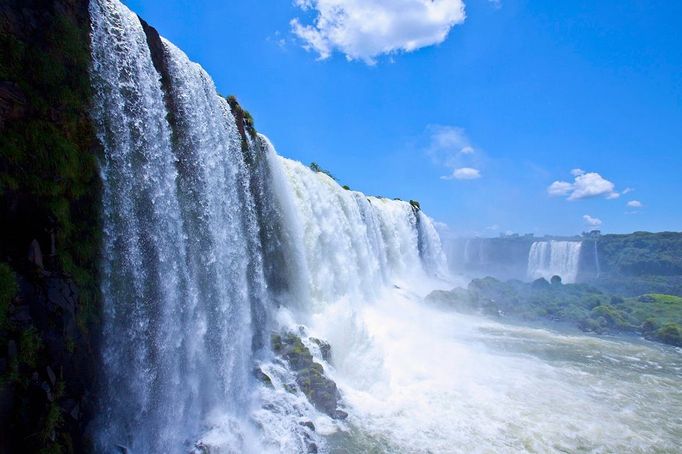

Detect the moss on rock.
xmin=271 ymin=332 xmax=342 ymax=417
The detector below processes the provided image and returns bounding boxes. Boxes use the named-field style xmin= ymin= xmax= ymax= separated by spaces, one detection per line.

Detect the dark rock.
xmin=334 ymin=409 xmax=349 ymax=420
xmin=253 ymin=366 xmax=273 ymax=388
xmin=310 ymin=338 xmax=332 ymax=363
xmin=7 ymin=340 xmax=17 ymax=362
xmin=9 ymin=304 xmax=31 ymax=324
xmin=46 ymin=277 xmax=77 ymax=314
xmin=46 ymin=366 xmax=56 ymax=386
xmin=272 ymin=332 xmax=342 ymax=418
xmin=300 ymin=420 xmax=316 ymax=431
xmin=70 ymin=403 xmax=80 ymax=421
xmin=28 ymin=238 xmax=44 ymax=269
xmin=0 ymin=81 xmax=28 ymax=128
xmin=41 ymin=381 xmax=53 ymax=402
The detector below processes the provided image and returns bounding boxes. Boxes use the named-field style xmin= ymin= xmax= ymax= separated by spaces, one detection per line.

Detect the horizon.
xmin=122 ymin=0 xmax=681 ymax=236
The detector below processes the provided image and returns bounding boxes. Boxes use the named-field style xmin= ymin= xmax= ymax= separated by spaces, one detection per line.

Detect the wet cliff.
xmin=0 ymin=0 xmax=99 ymax=451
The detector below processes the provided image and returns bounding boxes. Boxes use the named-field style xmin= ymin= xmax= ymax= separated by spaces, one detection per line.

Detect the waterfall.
xmin=527 ymin=241 xmax=582 ymax=284
xmin=88 ymin=0 xmax=449 ymax=451
xmin=90 ymin=0 xmax=266 ymax=451
xmin=267 ymin=154 xmax=447 ymax=310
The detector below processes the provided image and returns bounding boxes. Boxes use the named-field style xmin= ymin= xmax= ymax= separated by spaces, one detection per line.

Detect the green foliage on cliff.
xmin=428 ymin=278 xmax=682 ymax=347
xmin=0 ymin=4 xmax=101 ymax=323
xmin=225 ymin=95 xmax=257 ymax=144
xmin=596 ymin=232 xmax=682 ymax=276
xmin=309 ymin=162 xmax=336 ymax=181
xmin=1 ymin=2 xmax=100 ymax=451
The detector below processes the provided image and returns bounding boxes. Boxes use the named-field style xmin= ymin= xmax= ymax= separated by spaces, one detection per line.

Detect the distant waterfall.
xmin=89 ymin=0 xmax=448 ymax=451
xmin=594 ymin=240 xmax=601 ymax=278
xmin=527 ymin=241 xmax=582 ymax=284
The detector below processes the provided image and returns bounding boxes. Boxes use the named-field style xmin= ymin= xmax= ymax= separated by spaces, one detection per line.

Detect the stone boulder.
xmin=271 ymin=332 xmax=342 ymax=418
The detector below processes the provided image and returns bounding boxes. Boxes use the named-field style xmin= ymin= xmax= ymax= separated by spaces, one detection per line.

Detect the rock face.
xmin=0 ymin=81 xmax=27 ymax=127
xmin=0 ymin=0 xmax=100 ymax=452
xmin=272 ymin=332 xmax=343 ymax=418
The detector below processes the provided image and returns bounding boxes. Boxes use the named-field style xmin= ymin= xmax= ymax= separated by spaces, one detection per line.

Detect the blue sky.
xmin=122 ymin=0 xmax=682 ymax=236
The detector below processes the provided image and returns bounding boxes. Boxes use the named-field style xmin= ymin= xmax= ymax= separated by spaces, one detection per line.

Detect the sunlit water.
xmin=316 ymin=282 xmax=682 ymax=454
xmin=88 ymin=1 xmax=681 ymax=452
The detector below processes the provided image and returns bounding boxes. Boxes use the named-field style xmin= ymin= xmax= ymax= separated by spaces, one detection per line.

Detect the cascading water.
xmin=90 ymin=0 xmax=269 ymax=451
xmin=89 ymin=0 xmax=449 ymax=451
xmin=270 ymin=156 xmax=446 ymax=310
xmin=527 ymin=240 xmax=583 ymax=284
xmin=87 ymin=1 xmax=682 ymax=452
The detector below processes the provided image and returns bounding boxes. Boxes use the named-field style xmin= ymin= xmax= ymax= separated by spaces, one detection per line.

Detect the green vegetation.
xmin=580 ymin=232 xmax=682 ymax=297
xmin=409 ymin=200 xmax=421 ymax=211
xmin=0 ymin=5 xmax=101 ymax=325
xmin=308 ymin=162 xmax=336 ymax=181
xmin=225 ymin=95 xmax=257 ymax=158
xmin=595 ymin=232 xmax=682 ymax=276
xmin=342 ymin=185 xmax=350 ymax=190
xmin=225 ymin=95 xmax=257 ymax=138
xmin=1 ymin=3 xmax=99 ymax=451
xmin=427 ymin=277 xmax=682 ymax=347
xmin=271 ymin=332 xmax=341 ymax=417
xmin=18 ymin=327 xmax=43 ymax=370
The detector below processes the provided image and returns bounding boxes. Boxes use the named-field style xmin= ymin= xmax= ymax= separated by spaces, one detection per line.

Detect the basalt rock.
xmin=0 ymin=1 xmax=100 ymax=451
xmin=272 ymin=332 xmax=342 ymax=418
xmin=310 ymin=337 xmax=332 ymax=363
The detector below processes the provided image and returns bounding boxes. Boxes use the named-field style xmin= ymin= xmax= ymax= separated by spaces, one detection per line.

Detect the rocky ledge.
xmin=270 ymin=332 xmax=346 ymax=420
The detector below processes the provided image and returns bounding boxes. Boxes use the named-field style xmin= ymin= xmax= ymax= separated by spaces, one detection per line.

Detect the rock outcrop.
xmin=0 ymin=0 xmax=100 ymax=452
xmin=271 ymin=332 xmax=345 ymax=419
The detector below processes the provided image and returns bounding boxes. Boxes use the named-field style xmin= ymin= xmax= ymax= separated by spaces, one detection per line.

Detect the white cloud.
xmin=627 ymin=200 xmax=643 ymax=208
xmin=547 ymin=181 xmax=573 ymax=197
xmin=583 ymin=215 xmax=603 ymax=227
xmin=442 ymin=167 xmax=481 ymax=180
xmin=291 ymin=0 xmax=466 ymax=63
xmin=428 ymin=125 xmax=476 ymax=162
xmin=427 ymin=125 xmax=485 ymax=181
xmin=622 ymin=187 xmax=635 ymax=194
xmin=548 ymin=170 xmax=619 ymax=201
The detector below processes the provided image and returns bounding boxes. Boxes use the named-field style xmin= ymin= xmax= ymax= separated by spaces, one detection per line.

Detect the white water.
xmin=89 ymin=1 xmax=681 ymax=453
xmin=528 ymin=240 xmax=583 ymax=284
xmin=91 ymin=0 xmax=264 ymax=450
xmin=328 ymin=291 xmax=682 ymax=453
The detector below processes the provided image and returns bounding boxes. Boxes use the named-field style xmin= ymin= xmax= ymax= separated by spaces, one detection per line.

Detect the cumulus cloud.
xmin=622 ymin=187 xmax=635 ymax=194
xmin=583 ymin=215 xmax=603 ymax=227
xmin=290 ymin=0 xmax=466 ymax=63
xmin=548 ymin=170 xmax=620 ymax=201
xmin=627 ymin=200 xmax=643 ymax=208
xmin=441 ymin=167 xmax=481 ymax=180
